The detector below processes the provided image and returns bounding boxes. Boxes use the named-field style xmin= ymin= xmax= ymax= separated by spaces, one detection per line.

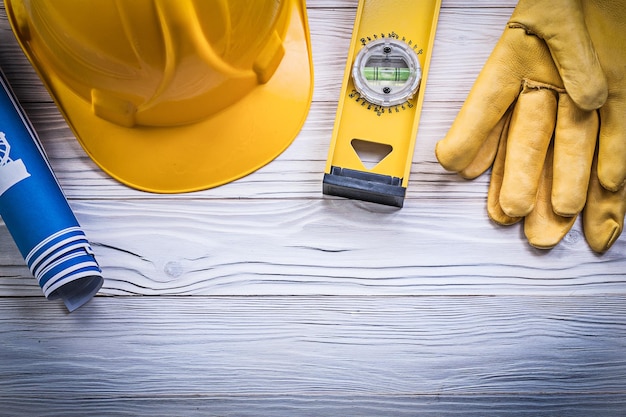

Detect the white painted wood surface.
xmin=1 ymin=1 xmax=625 ymax=415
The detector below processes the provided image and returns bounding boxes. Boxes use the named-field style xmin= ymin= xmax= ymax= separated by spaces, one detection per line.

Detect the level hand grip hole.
xmin=351 ymin=138 xmax=393 ymax=169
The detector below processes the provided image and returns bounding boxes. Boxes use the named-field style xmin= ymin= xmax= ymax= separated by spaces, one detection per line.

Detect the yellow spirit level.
xmin=323 ymin=0 xmax=442 ymax=207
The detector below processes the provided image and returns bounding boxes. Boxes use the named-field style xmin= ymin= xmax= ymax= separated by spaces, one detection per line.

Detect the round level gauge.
xmin=352 ymin=38 xmax=422 ymax=107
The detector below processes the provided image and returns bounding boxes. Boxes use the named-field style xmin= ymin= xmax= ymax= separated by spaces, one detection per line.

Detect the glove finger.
xmin=487 ymin=110 xmax=521 ymax=226
xmin=552 ymin=93 xmax=598 ymax=216
xmin=459 ymin=109 xmax=509 ymax=179
xmin=435 ymin=29 xmax=528 ymax=173
xmin=583 ymin=149 xmax=626 ymax=252
xmin=597 ymin=98 xmax=626 ymax=191
xmin=500 ymin=82 xmax=557 ymax=217
xmin=525 ymin=141 xmax=577 ymax=249
xmin=509 ymin=0 xmax=607 ymax=111
xmin=545 ymin=30 xmax=607 ymax=111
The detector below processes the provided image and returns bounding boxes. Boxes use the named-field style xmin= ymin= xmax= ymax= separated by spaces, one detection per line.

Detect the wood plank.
xmin=1 ymin=2 xmax=625 ymax=415
xmin=1 ymin=295 xmax=625 ymax=415
xmin=1 ymin=199 xmax=624 ymax=297
xmin=1 ymin=394 xmax=624 ymax=417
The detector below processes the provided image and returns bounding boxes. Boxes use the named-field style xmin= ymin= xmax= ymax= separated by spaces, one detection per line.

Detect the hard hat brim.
xmin=7 ymin=2 xmax=314 ymax=193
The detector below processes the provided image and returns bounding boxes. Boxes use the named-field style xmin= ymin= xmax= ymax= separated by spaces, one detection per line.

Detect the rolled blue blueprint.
xmin=0 ymin=70 xmax=102 ymax=312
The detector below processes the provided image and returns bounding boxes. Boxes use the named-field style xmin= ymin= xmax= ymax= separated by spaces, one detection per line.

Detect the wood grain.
xmin=0 ymin=1 xmax=625 ymax=415
xmin=1 ymin=296 xmax=626 ymax=416
xmin=1 ymin=198 xmax=624 ymax=297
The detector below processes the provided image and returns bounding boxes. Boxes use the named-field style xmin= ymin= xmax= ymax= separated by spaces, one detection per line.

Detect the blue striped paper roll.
xmin=0 ymin=69 xmax=102 ymax=312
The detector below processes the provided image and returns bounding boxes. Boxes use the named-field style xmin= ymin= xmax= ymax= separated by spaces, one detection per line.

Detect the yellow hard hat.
xmin=5 ymin=0 xmax=314 ymax=193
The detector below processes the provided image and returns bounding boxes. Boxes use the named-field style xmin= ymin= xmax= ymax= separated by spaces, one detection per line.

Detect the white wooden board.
xmin=0 ymin=1 xmax=625 ymax=415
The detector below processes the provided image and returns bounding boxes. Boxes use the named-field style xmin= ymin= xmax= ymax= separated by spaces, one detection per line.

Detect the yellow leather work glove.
xmin=436 ymin=0 xmax=626 ymax=251
xmin=531 ymin=0 xmax=626 ymax=251
xmin=436 ymin=0 xmax=605 ymax=219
